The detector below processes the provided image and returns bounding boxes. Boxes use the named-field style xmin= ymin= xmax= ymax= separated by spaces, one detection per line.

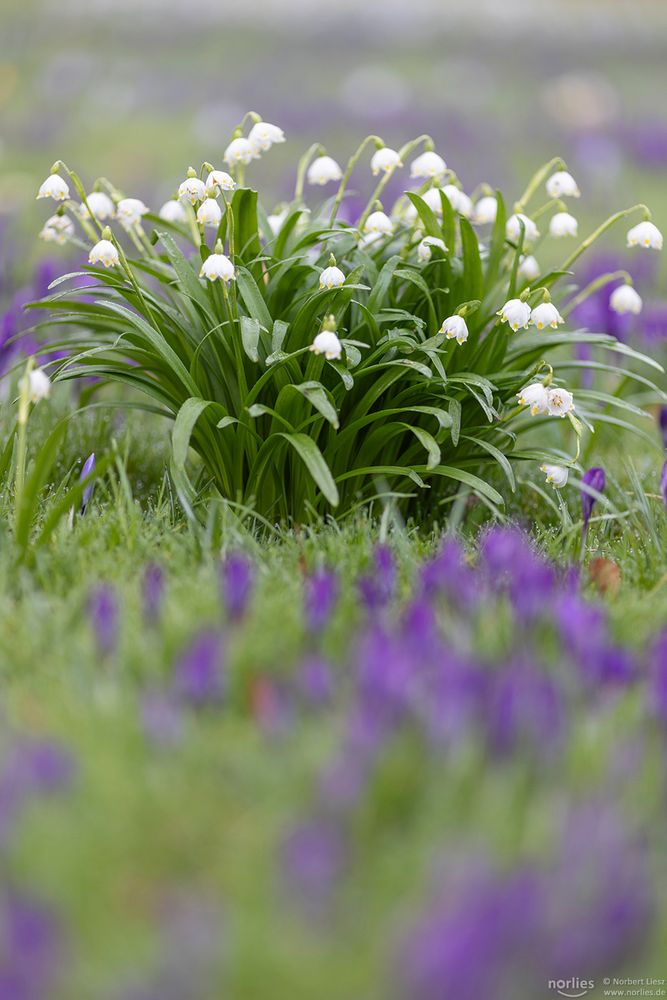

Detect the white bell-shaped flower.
xmin=422 ymin=187 xmax=444 ymax=215
xmin=89 ymin=238 xmax=119 ymax=268
xmin=545 ymin=171 xmax=580 ymax=199
xmin=310 ymin=330 xmax=342 ymax=360
xmin=497 ymin=298 xmax=532 ymax=331
xmin=117 ymin=198 xmax=149 ymax=228
xmin=196 ymin=198 xmax=223 ymax=229
xmin=307 ymin=156 xmax=343 ymax=186
xmin=442 ymin=185 xmax=473 ymax=218
xmin=200 ymin=253 xmax=235 ymax=283
xmin=159 ymin=200 xmax=188 ymax=223
xmin=517 ymin=255 xmax=540 ymax=282
xmin=248 ymin=121 xmax=285 ymax=154
xmin=267 ymin=209 xmax=289 ymax=235
xmin=37 ymin=174 xmax=70 ymax=201
xmin=506 ymin=213 xmax=539 ymax=245
xmin=80 ymin=191 xmax=116 ymax=220
xmin=549 ymin=211 xmax=578 ymax=238
xmin=27 ymin=367 xmax=51 ymax=402
xmin=409 ymin=151 xmax=446 ymax=180
xmin=205 ymin=170 xmax=236 ymax=195
xmin=370 ymin=147 xmax=403 ymax=175
xmin=417 ymin=236 xmax=447 ymax=262
xmin=363 ymin=210 xmax=394 ymax=236
xmin=609 ymin=283 xmax=642 ymax=315
xmin=319 ymin=265 xmax=346 ymax=289
xmin=178 ymin=177 xmax=206 ymax=205
xmin=541 ymin=463 xmax=569 ymax=488
xmin=473 ymin=196 xmax=498 ymax=225
xmin=627 ymin=221 xmax=663 ymax=250
xmin=531 ymin=302 xmax=564 ymax=330
xmin=39 ymin=215 xmax=75 ymax=244
xmin=439 ymin=315 xmax=469 ymax=345
xmin=547 ymin=386 xmax=575 ymax=417
xmin=517 ymin=382 xmax=549 ymax=416
xmin=224 ymin=137 xmax=257 ymax=167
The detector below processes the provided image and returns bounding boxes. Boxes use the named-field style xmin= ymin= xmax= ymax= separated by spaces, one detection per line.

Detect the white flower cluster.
xmin=497 ymin=298 xmax=564 ymax=332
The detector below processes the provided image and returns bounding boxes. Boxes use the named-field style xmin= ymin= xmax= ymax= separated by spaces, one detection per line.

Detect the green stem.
xmin=14 ymin=360 xmax=33 ymax=531
xmin=329 ymin=135 xmax=382 ymax=228
xmin=562 ymin=270 xmax=633 ymax=318
xmin=515 ymin=156 xmax=565 ymax=214
xmin=358 ymin=134 xmax=433 ymax=233
xmin=559 ymin=204 xmax=649 ymax=272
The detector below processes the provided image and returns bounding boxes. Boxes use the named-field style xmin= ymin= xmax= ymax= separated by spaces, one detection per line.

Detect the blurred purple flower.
xmin=649 ymin=631 xmax=667 ymax=725
xmin=220 ymin=553 xmax=254 ymax=622
xmin=487 ymin=662 xmax=563 ymax=755
xmin=141 ymin=691 xmax=184 ymax=748
xmin=297 ymin=656 xmax=333 ymax=707
xmin=0 ymin=888 xmax=64 ymax=1000
xmin=172 ymin=631 xmax=223 ymax=708
xmin=281 ymin=819 xmax=345 ymax=916
xmin=581 ymin=466 xmax=605 ymax=539
xmin=420 ymin=538 xmax=477 ymax=610
xmin=304 ymin=569 xmax=338 ymax=634
xmin=0 ymin=739 xmax=74 ymax=847
xmin=659 ymin=407 xmax=667 ymax=449
xmin=79 ymin=452 xmax=96 ymax=514
xmin=480 ymin=527 xmax=556 ymax=619
xmin=88 ymin=584 xmax=119 ymax=657
xmin=357 ymin=544 xmax=395 ymax=611
xmin=142 ymin=563 xmax=164 ymax=625
xmin=661 ymin=460 xmax=667 ymax=509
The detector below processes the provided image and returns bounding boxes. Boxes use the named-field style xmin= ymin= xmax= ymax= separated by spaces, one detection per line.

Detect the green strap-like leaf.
xmin=277 ymin=432 xmax=339 ymax=506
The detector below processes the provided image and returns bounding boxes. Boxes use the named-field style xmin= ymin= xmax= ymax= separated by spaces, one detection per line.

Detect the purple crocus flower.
xmin=141 ymin=691 xmax=184 ymax=748
xmin=220 ymin=553 xmax=254 ymax=622
xmin=281 ymin=819 xmax=345 ymax=916
xmin=661 ymin=460 xmax=667 ymax=509
xmin=88 ymin=584 xmax=119 ymax=658
xmin=0 ymin=888 xmax=64 ymax=1000
xmin=420 ymin=538 xmax=477 ymax=610
xmin=357 ymin=544 xmax=395 ymax=611
xmin=304 ymin=569 xmax=338 ymax=634
xmin=142 ymin=563 xmax=164 ymax=625
xmin=0 ymin=739 xmax=75 ymax=847
xmin=659 ymin=406 xmax=667 ymax=448
xmin=581 ymin=466 xmax=605 ymax=539
xmin=649 ymin=631 xmax=667 ymax=724
xmin=172 ymin=631 xmax=223 ymax=708
xmin=487 ymin=662 xmax=563 ymax=756
xmin=79 ymin=452 xmax=96 ymax=514
xmin=297 ymin=656 xmax=333 ymax=707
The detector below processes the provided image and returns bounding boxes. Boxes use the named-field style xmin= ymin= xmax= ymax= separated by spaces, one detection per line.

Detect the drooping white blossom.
xmin=516 ymin=382 xmax=550 ymax=416
xmin=80 ymin=191 xmax=116 ymax=220
xmin=27 ymin=367 xmax=51 ymax=402
xmin=117 ymin=198 xmax=149 ymax=229
xmin=206 ymin=170 xmax=235 ymax=195
xmin=178 ymin=177 xmax=206 ymax=205
xmin=549 ymin=211 xmax=578 ymax=238
xmin=497 ymin=298 xmax=532 ymax=331
xmin=370 ymin=147 xmax=403 ymax=175
xmin=442 ymin=185 xmax=473 ymax=218
xmin=37 ymin=174 xmax=70 ymax=201
xmin=545 ymin=171 xmax=580 ymax=199
xmin=409 ymin=151 xmax=447 ymax=180
xmin=196 ymin=198 xmax=223 ymax=229
xmin=248 ymin=121 xmax=285 ymax=154
xmin=609 ymin=283 xmax=642 ymax=315
xmin=310 ymin=330 xmax=342 ymax=360
xmin=546 ymin=386 xmax=575 ymax=417
xmin=224 ymin=137 xmax=257 ymax=167
xmin=439 ymin=315 xmax=469 ymax=345
xmin=199 ymin=253 xmax=235 ymax=283
xmin=307 ymin=156 xmax=343 ymax=186
xmin=506 ymin=213 xmax=539 ymax=245
xmin=159 ymin=199 xmax=188 ymax=223
xmin=39 ymin=214 xmax=74 ymax=244
xmin=417 ymin=236 xmax=447 ymax=262
xmin=89 ymin=238 xmax=119 ymax=268
xmin=541 ymin=463 xmax=569 ymax=488
xmin=267 ymin=209 xmax=289 ymax=235
xmin=627 ymin=221 xmax=663 ymax=250
xmin=363 ymin=210 xmax=394 ymax=236
xmin=517 ymin=254 xmax=540 ymax=282
xmin=422 ymin=187 xmax=444 ymax=215
xmin=319 ymin=265 xmax=346 ymax=289
xmin=531 ymin=302 xmax=564 ymax=330
xmin=473 ymin=196 xmax=498 ymax=225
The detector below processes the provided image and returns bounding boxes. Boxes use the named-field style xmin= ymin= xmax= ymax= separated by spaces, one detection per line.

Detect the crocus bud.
xmin=80 ymin=452 xmax=96 ymax=514
xmin=609 ymin=284 xmax=642 ymax=315
xmin=306 ymin=156 xmax=343 ymax=185
xmin=581 ymin=466 xmax=605 ymax=539
xmin=541 ymin=463 xmax=569 ymax=488
xmin=497 ymin=298 xmax=531 ymax=331
xmin=304 ymin=569 xmax=338 ymax=634
xmin=627 ymin=221 xmax=663 ymax=250
xmin=439 ymin=315 xmax=469 ymax=345
xmin=220 ymin=553 xmax=254 ymax=622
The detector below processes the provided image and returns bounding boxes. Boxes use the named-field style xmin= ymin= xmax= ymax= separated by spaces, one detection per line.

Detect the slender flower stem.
xmin=358 ymin=134 xmax=433 ymax=233
xmin=562 ymin=270 xmax=633 ymax=318
xmin=559 ymin=204 xmax=649 ymax=272
xmin=514 ymin=157 xmax=565 ymax=214
xmin=14 ymin=358 xmax=34 ymax=530
xmin=328 ymin=135 xmax=382 ymax=228
xmin=54 ymin=161 xmax=104 ymax=239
